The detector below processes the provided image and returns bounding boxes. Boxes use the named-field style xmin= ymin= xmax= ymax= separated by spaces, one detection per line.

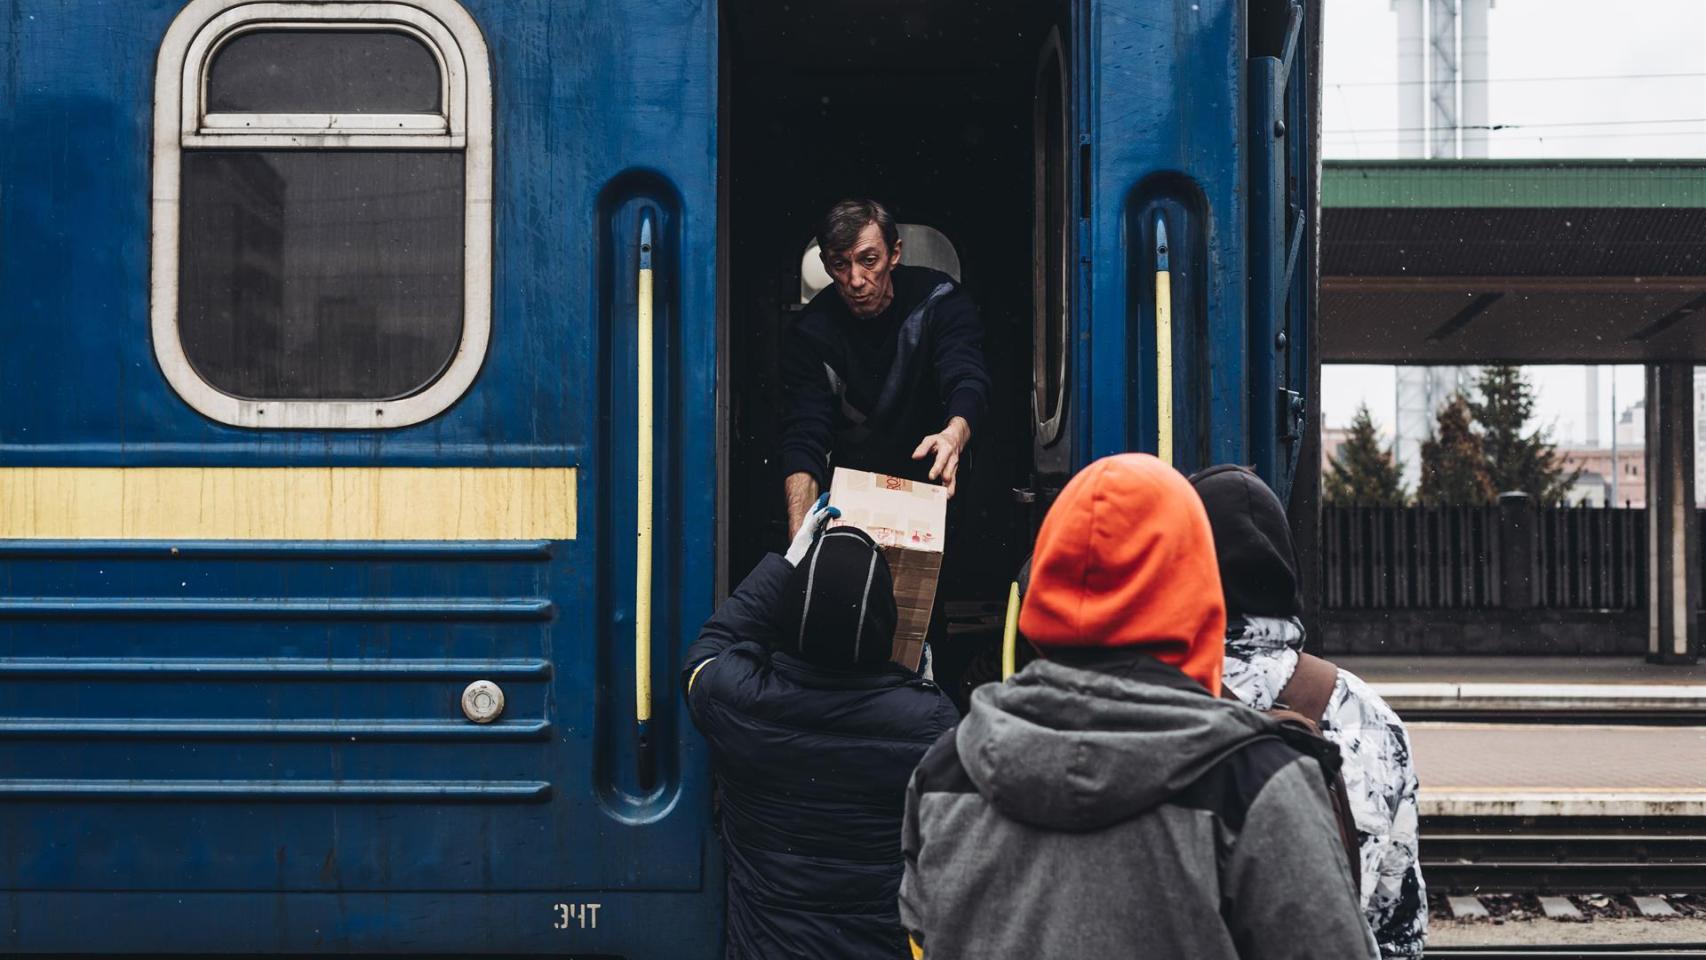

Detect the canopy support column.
xmin=1645 ymin=361 xmax=1699 ymax=664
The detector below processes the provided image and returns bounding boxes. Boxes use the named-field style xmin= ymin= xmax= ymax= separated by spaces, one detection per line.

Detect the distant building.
xmin=1616 ymin=399 xmax=1645 ymax=448
xmin=1558 ymin=446 xmax=1644 ymax=508
xmin=1565 ymin=470 xmax=1607 ymax=508
xmin=1321 ymin=427 xmax=1352 ymax=476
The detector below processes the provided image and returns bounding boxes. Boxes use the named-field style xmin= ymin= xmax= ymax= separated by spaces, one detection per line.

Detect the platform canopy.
xmin=1321 ymin=160 xmax=1706 ymax=363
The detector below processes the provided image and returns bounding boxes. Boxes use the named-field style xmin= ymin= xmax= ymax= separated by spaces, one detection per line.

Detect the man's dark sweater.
xmin=780 ymin=265 xmax=991 ymax=487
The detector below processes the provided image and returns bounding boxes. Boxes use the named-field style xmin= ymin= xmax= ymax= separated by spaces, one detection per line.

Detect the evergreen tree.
xmin=1469 ymin=364 xmax=1581 ymax=505
xmin=1324 ymin=404 xmax=1406 ymax=506
xmin=1417 ymin=393 xmax=1494 ymax=506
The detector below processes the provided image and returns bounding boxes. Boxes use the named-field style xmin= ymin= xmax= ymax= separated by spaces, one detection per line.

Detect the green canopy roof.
xmin=1324 ymin=160 xmax=1706 ymax=210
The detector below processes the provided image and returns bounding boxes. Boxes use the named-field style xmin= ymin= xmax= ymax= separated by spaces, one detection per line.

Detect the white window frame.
xmin=152 ymin=0 xmax=493 ymax=429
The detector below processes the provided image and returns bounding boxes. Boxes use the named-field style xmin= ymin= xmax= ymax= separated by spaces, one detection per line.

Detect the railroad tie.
xmin=1538 ymin=896 xmax=1584 ymax=921
xmin=1445 ymin=896 xmax=1490 ymax=920
xmin=1633 ymin=896 xmax=1680 ymax=919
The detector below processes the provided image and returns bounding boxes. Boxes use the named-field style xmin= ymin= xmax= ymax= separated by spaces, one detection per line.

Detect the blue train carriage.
xmin=0 ymin=0 xmax=1320 ymax=954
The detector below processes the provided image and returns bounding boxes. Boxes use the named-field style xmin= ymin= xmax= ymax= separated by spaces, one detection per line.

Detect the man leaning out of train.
xmin=683 ymin=494 xmax=958 ymax=960
xmin=899 ymin=454 xmax=1375 ymax=960
xmin=1191 ymin=464 xmax=1427 ymax=959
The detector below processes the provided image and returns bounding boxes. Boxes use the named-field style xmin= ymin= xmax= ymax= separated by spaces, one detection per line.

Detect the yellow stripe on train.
xmin=0 ymin=467 xmax=576 ymax=540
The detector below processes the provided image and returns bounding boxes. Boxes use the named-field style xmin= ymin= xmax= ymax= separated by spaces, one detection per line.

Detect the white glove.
xmin=784 ymin=493 xmax=840 ymax=566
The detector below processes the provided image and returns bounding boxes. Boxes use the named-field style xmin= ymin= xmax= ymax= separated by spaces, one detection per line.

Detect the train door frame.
xmin=1030 ymin=26 xmax=1074 ymax=494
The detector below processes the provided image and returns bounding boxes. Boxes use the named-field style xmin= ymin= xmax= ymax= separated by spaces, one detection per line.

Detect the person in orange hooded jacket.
xmin=898 ymin=454 xmax=1374 ymax=960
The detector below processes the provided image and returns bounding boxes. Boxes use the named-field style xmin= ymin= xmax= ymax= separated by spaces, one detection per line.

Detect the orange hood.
xmin=1018 ymin=454 xmax=1226 ymax=694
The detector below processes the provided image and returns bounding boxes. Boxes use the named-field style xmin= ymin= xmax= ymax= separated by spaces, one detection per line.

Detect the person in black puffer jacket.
xmin=683 ymin=499 xmax=959 ymax=959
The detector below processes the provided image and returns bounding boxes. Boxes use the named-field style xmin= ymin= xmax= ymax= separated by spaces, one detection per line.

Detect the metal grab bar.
xmin=1155 ymin=215 xmax=1173 ymax=465
xmin=1001 ymin=580 xmax=1021 ymax=680
xmin=635 ymin=213 xmax=656 ymax=790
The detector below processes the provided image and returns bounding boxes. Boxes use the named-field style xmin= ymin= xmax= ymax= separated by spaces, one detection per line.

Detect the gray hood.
xmin=957 ymin=653 xmax=1278 ymax=831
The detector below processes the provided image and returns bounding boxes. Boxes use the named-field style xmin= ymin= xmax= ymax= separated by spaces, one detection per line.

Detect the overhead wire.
xmin=1322 ymin=129 xmax=1706 ymax=147
xmin=1326 ymin=116 xmax=1706 ymax=137
xmin=1332 ymin=70 xmax=1706 ymax=88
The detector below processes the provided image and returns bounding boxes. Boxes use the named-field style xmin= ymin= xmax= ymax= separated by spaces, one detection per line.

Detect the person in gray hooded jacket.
xmin=899 ymin=454 xmax=1374 ymax=960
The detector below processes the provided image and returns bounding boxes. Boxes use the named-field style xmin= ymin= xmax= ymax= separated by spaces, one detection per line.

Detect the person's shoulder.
xmin=910 ymin=720 xmax=973 ymax=794
xmin=801 ymin=281 xmax=849 ymax=319
xmin=850 ymin=675 xmax=961 ymax=742
xmin=790 ymin=287 xmax=847 ymax=341
xmin=761 ymin=669 xmax=957 ymax=746
xmin=896 ymin=264 xmax=957 ymax=293
xmin=1331 ymin=665 xmax=1408 ymax=733
xmin=688 ymin=641 xmax=773 ymax=707
xmin=1334 ymin=664 xmax=1394 ymax=710
xmin=1171 ymin=734 xmax=1314 ymax=829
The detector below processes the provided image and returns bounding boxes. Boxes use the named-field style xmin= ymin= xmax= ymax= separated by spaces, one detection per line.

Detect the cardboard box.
xmin=826 ymin=467 xmax=947 ymax=670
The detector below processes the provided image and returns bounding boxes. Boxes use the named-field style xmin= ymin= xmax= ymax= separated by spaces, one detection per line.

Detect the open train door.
xmin=1026 ymin=24 xmax=1078 ymax=516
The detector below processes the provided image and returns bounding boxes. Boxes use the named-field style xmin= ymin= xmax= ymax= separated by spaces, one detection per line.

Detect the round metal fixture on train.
xmin=461 ymin=680 xmax=505 ymax=724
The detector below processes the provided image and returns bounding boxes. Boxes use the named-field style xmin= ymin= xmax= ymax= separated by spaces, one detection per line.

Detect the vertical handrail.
xmin=635 ymin=213 xmax=656 ymax=790
xmin=1154 ymin=215 xmax=1173 ymax=464
xmin=1001 ymin=581 xmax=1021 ymax=680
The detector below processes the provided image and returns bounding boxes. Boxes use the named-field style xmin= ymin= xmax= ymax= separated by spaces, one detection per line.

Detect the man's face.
xmin=822 ymin=222 xmax=903 ymax=319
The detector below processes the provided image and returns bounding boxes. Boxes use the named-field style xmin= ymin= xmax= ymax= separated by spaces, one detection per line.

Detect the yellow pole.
xmin=636 ymin=217 xmax=655 ymax=742
xmin=1001 ymin=580 xmax=1021 ymax=680
xmin=1155 ymin=216 xmax=1173 ymax=466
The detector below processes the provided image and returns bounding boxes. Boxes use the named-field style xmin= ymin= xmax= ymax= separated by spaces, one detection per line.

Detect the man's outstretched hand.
xmin=913 ymin=417 xmax=971 ymax=498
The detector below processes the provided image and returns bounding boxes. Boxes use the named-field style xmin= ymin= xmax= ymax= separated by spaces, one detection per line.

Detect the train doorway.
xmin=721 ymin=0 xmax=1077 ymax=700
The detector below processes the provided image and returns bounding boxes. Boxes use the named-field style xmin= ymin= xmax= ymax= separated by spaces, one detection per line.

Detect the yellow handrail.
xmin=1155 ymin=216 xmax=1173 ymax=466
xmin=1001 ymin=580 xmax=1021 ymax=680
xmin=636 ymin=214 xmax=655 ymax=782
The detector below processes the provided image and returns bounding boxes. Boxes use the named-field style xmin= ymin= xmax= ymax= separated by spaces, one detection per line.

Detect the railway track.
xmin=1428 ymin=949 xmax=1706 ymax=959
xmin=1404 ymin=708 xmax=1706 ymax=725
xmin=1423 ymin=815 xmax=1706 ymax=894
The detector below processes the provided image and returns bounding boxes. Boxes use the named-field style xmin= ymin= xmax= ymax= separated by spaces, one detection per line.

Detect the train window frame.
xmin=151 ymin=0 xmax=492 ymax=429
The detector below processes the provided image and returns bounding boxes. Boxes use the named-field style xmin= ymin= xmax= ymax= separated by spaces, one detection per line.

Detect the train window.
xmin=178 ymin=151 xmax=464 ymax=399
xmin=206 ymin=30 xmax=443 ymax=115
xmin=152 ymin=1 xmax=491 ymax=428
xmin=799 ymin=224 xmax=963 ymax=304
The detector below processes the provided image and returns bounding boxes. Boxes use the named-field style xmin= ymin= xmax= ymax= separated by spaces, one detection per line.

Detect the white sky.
xmin=1319 ymin=0 xmax=1706 ymax=444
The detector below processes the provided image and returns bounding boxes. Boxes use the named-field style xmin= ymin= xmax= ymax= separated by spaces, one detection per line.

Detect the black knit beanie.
xmin=776 ymin=525 xmax=898 ymax=668
xmin=1187 ymin=464 xmax=1302 ymax=619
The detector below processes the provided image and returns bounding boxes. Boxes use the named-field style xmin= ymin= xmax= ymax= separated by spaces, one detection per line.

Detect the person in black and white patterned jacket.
xmin=1190 ymin=466 xmax=1427 ymax=960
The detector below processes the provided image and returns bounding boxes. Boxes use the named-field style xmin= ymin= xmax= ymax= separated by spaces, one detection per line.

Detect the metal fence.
xmin=1536 ymin=506 xmax=1645 ymax=610
xmin=1322 ymin=504 xmax=1653 ymax=611
xmin=1322 ymin=506 xmax=1501 ymax=609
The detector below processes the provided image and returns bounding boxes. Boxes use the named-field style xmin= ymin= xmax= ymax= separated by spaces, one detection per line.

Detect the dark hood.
xmin=1188 ymin=465 xmax=1301 ymax=620
xmin=776 ymin=525 xmax=897 ymax=668
xmin=955 ymin=652 xmax=1277 ymax=831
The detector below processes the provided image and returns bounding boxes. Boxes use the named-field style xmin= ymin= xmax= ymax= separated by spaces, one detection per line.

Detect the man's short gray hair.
xmin=818 ymin=199 xmax=899 ymax=257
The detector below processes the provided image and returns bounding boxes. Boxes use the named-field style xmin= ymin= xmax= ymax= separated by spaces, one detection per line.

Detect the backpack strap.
xmin=1276 ymin=652 xmax=1338 ymax=724
xmin=1265 ymin=711 xmax=1362 ymax=892
xmin=1217 ymin=681 xmax=1363 ymax=890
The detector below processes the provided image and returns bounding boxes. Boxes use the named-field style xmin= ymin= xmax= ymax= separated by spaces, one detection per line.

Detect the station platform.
xmin=1413 ymin=722 xmax=1706 ymax=818
xmin=1337 ymin=656 xmax=1706 ymax=720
